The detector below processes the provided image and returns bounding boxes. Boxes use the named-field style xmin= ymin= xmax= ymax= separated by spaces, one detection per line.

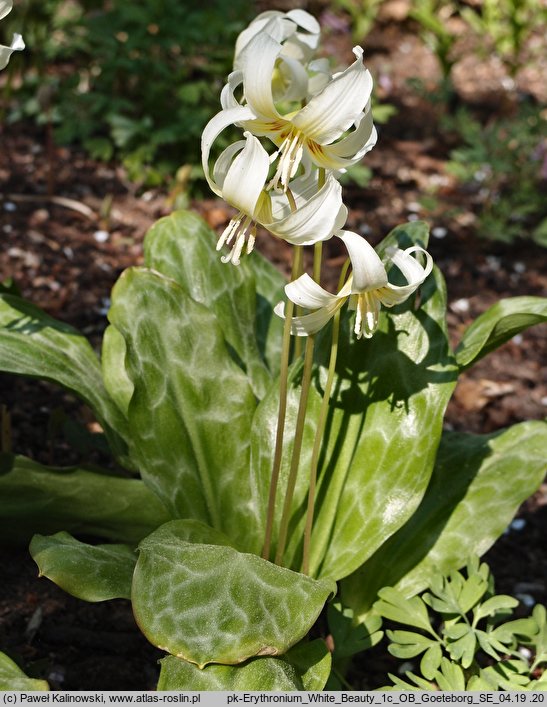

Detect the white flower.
xmin=201 ymin=130 xmax=347 ymax=264
xmin=222 ymin=34 xmax=376 ymax=190
xmin=275 ymin=230 xmax=433 ymax=339
xmin=0 ymin=0 xmax=24 ymax=70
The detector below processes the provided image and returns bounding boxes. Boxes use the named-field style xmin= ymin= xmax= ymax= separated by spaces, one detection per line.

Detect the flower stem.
xmin=301 ymin=259 xmax=350 ymax=575
xmin=301 ymin=309 xmax=340 ymax=575
xmin=275 ymin=332 xmax=315 ymax=566
xmin=275 ymin=239 xmax=323 ymax=566
xmin=262 ymin=246 xmax=303 ymax=561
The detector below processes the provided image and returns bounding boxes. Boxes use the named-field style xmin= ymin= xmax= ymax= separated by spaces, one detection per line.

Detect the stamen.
xmin=268 ymin=128 xmax=305 ymax=191
xmin=219 ymin=213 xmax=253 ymax=265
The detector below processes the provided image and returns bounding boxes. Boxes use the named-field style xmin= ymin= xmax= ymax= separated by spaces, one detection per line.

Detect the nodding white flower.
xmin=202 ymin=129 xmax=347 ymax=265
xmin=222 ymin=33 xmax=376 ymax=190
xmin=0 ymin=0 xmax=24 ymax=70
xmin=234 ymin=10 xmax=323 ymax=109
xmin=275 ymin=230 xmax=433 ymax=339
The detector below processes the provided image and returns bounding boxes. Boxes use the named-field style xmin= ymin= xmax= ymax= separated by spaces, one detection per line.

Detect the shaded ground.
xmin=0 ymin=1 xmax=546 ymax=691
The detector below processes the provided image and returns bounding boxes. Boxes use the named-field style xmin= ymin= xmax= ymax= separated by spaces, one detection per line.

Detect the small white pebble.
xmin=486 ymin=255 xmax=501 ymax=271
xmin=3 ymin=202 xmax=16 ymax=212
xmin=63 ymin=247 xmax=74 ymax=260
xmin=512 ymin=334 xmax=523 ymax=345
xmin=513 ymin=261 xmax=526 ymax=274
xmin=451 ymin=298 xmax=470 ymax=313
xmin=510 ymin=518 xmax=526 ymax=531
xmin=408 ymin=213 xmax=418 ymax=221
xmin=359 ymin=223 xmax=372 ymax=236
xmin=501 ymin=77 xmax=516 ymax=91
xmin=94 ymin=230 xmax=109 ymax=243
xmin=541 ymin=396 xmax=547 ymax=406
xmin=516 ymin=597 xmax=536 ymax=611
xmin=432 ymin=226 xmax=447 ymax=239
xmin=3 ymin=224 xmax=12 ymax=233
xmin=407 ymin=201 xmax=421 ymax=213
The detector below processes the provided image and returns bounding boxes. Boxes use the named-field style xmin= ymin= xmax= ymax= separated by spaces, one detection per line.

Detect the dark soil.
xmin=0 ymin=0 xmax=546 ymax=691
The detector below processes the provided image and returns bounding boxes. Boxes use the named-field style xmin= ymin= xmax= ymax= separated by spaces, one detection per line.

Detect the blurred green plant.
xmin=461 ymin=0 xmax=545 ymax=79
xmin=330 ymin=0 xmax=384 ymax=43
xmin=3 ymin=0 xmax=251 ymax=185
xmin=409 ymin=0 xmax=459 ymax=94
xmin=375 ymin=557 xmax=547 ymax=691
xmin=445 ymin=104 xmax=547 ymax=245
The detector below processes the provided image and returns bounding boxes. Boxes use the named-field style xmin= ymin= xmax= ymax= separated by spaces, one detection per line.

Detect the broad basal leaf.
xmin=107 ymin=267 xmax=261 ymax=552
xmin=157 ymin=639 xmax=331 ymax=691
xmin=144 ymin=210 xmax=284 ymax=398
xmin=455 ymin=296 xmax=547 ymax=370
xmin=341 ymin=420 xmax=547 ymax=619
xmin=132 ymin=520 xmax=336 ymax=668
xmin=0 ymin=453 xmax=170 ymax=546
xmin=30 ymin=532 xmax=136 ymax=601
xmin=0 ymin=294 xmax=129 ymax=463
xmin=0 ymin=652 xmax=49 ymax=691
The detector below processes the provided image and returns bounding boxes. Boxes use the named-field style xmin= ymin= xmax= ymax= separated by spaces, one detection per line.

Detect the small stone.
xmin=94 ymin=230 xmax=109 ymax=243
xmin=432 ymin=226 xmax=447 ymax=239
xmin=450 ymin=298 xmax=470 ymax=313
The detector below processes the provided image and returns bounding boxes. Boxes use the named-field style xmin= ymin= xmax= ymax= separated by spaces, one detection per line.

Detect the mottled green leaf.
xmin=157 ymin=639 xmax=331 ymax=691
xmin=107 ymin=267 xmax=261 ymax=552
xmin=144 ymin=210 xmax=285 ymax=398
xmin=0 ymin=453 xmax=170 ymax=546
xmin=455 ymin=296 xmax=547 ymax=369
xmin=0 ymin=294 xmax=129 ymax=463
xmin=132 ymin=520 xmax=336 ymax=668
xmin=30 ymin=532 xmax=136 ymax=601
xmin=158 ymin=655 xmax=303 ymax=690
xmin=101 ymin=325 xmax=134 ymax=417
xmin=0 ymin=652 xmax=49 ymax=691
xmin=341 ymin=420 xmax=547 ymax=619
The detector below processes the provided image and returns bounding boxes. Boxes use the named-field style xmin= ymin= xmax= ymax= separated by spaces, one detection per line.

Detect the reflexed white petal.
xmin=222 ymin=133 xmax=270 ymax=217
xmin=268 ymin=175 xmax=346 ymax=245
xmin=338 ymin=231 xmax=388 ymax=293
xmin=389 ymin=246 xmax=433 ymax=285
xmin=285 ymin=9 xmax=320 ymax=35
xmin=291 ymin=47 xmax=373 ymax=144
xmin=274 ymin=299 xmax=343 ymax=336
xmin=274 ymin=55 xmax=309 ymax=103
xmin=325 ymin=106 xmax=376 ymax=159
xmin=201 ymin=106 xmax=256 ymax=196
xmin=307 ymin=58 xmax=332 ymax=97
xmin=0 ymin=34 xmax=24 ymax=70
xmin=234 ymin=12 xmax=285 ymax=67
xmin=242 ymin=32 xmax=283 ymax=120
xmin=377 ymin=246 xmax=433 ymax=305
xmin=212 ymin=141 xmax=245 ymax=188
xmin=220 ymin=71 xmax=243 ymax=111
xmin=0 ymin=0 xmax=13 ymax=21
xmin=284 ymin=273 xmax=339 ymax=309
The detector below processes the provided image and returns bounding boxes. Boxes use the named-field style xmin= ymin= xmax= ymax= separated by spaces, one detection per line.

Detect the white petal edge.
xmin=222 ymin=133 xmax=270 ymax=217
xmin=284 ymin=273 xmax=339 ymax=309
xmin=201 ymin=106 xmax=256 ymax=196
xmin=291 ymin=47 xmax=373 ymax=144
xmin=241 ymin=32 xmax=283 ymax=121
xmin=338 ymin=231 xmax=388 ymax=293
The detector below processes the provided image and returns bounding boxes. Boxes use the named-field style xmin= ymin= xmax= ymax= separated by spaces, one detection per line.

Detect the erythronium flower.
xmin=0 ymin=0 xmax=24 ymax=70
xmin=202 ymin=129 xmax=347 ymax=264
xmin=222 ymin=32 xmax=376 ymax=190
xmin=274 ymin=230 xmax=433 ymax=339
